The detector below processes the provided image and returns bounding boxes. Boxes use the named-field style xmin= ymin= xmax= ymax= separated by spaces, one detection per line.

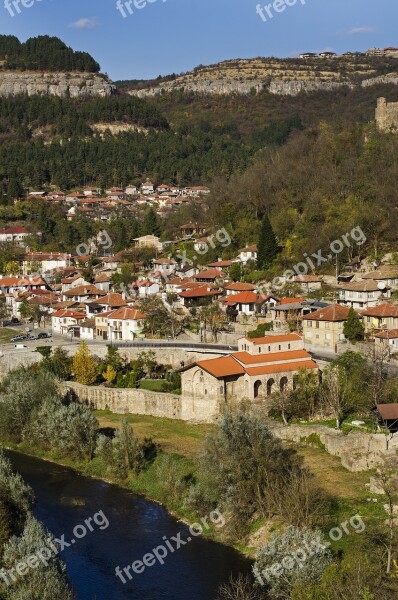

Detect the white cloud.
xmin=338 ymin=26 xmax=376 ymax=35
xmin=69 ymin=17 xmax=99 ymax=30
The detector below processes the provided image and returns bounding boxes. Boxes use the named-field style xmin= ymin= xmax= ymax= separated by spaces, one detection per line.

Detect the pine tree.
xmin=257 ymin=215 xmax=278 ymax=270
xmin=142 ymin=208 xmax=161 ymax=237
xmin=343 ymin=308 xmax=364 ymax=342
xmin=72 ymin=341 xmax=97 ymax=385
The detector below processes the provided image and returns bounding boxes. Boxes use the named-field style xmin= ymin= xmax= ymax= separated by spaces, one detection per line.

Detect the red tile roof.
xmin=196 ymin=356 xmax=246 ymax=378
xmin=246 ymin=361 xmax=318 ymax=376
xmin=232 ymin=349 xmax=312 ymax=366
xmin=302 ymin=304 xmax=350 ymax=322
xmin=244 ymin=333 xmax=302 ymax=345
xmin=225 ymin=282 xmax=256 ymax=292
xmin=108 ymin=307 xmax=146 ymax=320
xmin=222 ymin=291 xmax=268 ymax=305
xmin=362 ymin=303 xmax=398 ymax=318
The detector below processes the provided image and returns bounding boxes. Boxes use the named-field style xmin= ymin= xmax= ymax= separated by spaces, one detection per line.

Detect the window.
xmin=268 ymin=346 xmax=271 ymax=352
xmin=288 ymin=344 xmax=291 ymax=349
xmin=220 ymin=386 xmax=224 ymax=394
xmin=316 ymin=322 xmax=319 ymax=329
xmin=278 ymin=345 xmax=281 ymax=351
xmin=307 ymin=321 xmax=312 ymax=327
xmin=325 ymin=322 xmax=329 ymax=329
xmin=204 ymin=389 xmax=207 ymax=395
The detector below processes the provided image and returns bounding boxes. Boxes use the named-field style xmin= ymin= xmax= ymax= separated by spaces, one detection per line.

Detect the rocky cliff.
xmin=0 ymin=71 xmax=116 ymax=98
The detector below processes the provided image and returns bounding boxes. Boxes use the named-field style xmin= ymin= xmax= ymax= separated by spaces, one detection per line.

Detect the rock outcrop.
xmin=0 ymin=71 xmax=116 ymax=98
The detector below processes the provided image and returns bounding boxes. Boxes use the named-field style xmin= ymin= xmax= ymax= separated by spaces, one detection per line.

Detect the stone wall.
xmin=376 ymin=97 xmax=398 ymax=132
xmin=60 ymin=382 xmax=220 ymax=424
xmin=268 ymin=420 xmax=398 ymax=472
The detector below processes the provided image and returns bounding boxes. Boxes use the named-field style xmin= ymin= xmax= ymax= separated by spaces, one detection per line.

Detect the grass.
xmin=139 ymin=379 xmax=166 ymax=392
xmin=94 ymin=410 xmax=211 ymax=458
xmin=0 ymin=327 xmax=18 ymax=344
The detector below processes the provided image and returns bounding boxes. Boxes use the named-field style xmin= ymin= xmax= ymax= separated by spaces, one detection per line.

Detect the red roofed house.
xmin=181 ymin=333 xmax=318 ymax=404
xmin=51 ymin=309 xmax=86 ymax=335
xmin=193 ymin=269 xmax=225 ymax=283
xmin=302 ymin=304 xmax=351 ymax=351
xmin=362 ymin=303 xmax=398 ymax=334
xmin=222 ymin=291 xmax=276 ymax=318
xmin=179 ymin=286 xmax=222 ymax=307
xmin=107 ymin=307 xmax=147 ymax=341
xmin=0 ymin=227 xmax=42 ymax=245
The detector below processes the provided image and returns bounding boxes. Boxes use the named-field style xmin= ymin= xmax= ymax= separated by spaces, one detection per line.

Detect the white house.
xmin=51 ymin=309 xmax=86 ymax=335
xmin=238 ymin=245 xmax=257 ymax=264
xmin=125 ymin=185 xmax=138 ymax=196
xmin=137 ymin=281 xmax=160 ymax=297
xmin=338 ymin=280 xmax=391 ymax=309
xmin=141 ymin=182 xmax=155 ymax=195
xmin=107 ymin=307 xmax=147 ymax=341
xmin=0 ymin=227 xmax=42 ymax=245
xmin=152 ymin=258 xmax=177 ymax=277
xmin=22 ymin=252 xmax=72 ymax=275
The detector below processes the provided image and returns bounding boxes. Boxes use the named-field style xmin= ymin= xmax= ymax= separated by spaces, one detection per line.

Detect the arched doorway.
xmin=254 ymin=380 xmax=263 ymax=399
xmin=280 ymin=376 xmax=289 ymax=393
xmin=267 ymin=378 xmax=275 ymax=396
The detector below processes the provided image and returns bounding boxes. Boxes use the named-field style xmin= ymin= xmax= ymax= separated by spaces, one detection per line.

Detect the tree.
xmin=217 ymin=575 xmax=263 ymax=600
xmin=254 ymin=526 xmax=332 ymax=599
xmin=103 ymin=364 xmax=117 ymax=384
xmin=343 ymin=308 xmax=364 ymax=342
xmin=229 ymin=262 xmax=242 ymax=282
xmin=321 ymin=365 xmax=348 ymax=429
xmin=142 ymin=207 xmax=161 ymax=237
xmin=373 ymin=457 xmax=398 ymax=575
xmin=5 ymin=261 xmax=19 ymax=275
xmin=257 ymin=215 xmax=278 ymax=270
xmin=18 ymin=298 xmax=34 ymax=322
xmin=72 ymin=341 xmax=97 ymax=385
xmin=199 ymin=405 xmax=303 ymax=530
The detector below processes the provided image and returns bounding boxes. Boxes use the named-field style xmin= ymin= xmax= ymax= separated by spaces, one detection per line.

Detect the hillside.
xmin=118 ymin=55 xmax=398 ymax=97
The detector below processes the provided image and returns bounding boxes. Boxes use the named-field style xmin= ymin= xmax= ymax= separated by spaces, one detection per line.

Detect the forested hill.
xmin=0 ymin=35 xmax=100 ymax=72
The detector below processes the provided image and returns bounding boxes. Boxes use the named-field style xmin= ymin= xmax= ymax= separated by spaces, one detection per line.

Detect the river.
xmin=7 ymin=451 xmax=251 ymax=600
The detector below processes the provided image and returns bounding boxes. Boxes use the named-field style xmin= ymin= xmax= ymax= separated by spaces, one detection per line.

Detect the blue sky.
xmin=1 ymin=0 xmax=397 ymax=80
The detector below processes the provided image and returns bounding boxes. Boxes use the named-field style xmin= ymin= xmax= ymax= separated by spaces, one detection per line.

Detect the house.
xmin=362 ymin=303 xmax=398 ymax=334
xmin=62 ymin=285 xmax=107 ymax=303
xmin=238 ymin=245 xmax=257 ymax=264
xmin=87 ymin=292 xmax=129 ymax=315
xmin=93 ymin=272 xmax=112 ymax=292
xmin=338 ymin=280 xmax=391 ymax=309
xmin=0 ymin=227 xmax=42 ymax=245
xmin=300 ymin=52 xmax=319 ymax=58
xmin=224 ymin=282 xmax=256 ymax=296
xmin=61 ymin=275 xmax=89 ymax=293
xmin=95 ymin=312 xmax=111 ymax=341
xmin=302 ymin=304 xmax=351 ymax=351
xmin=361 ymin=265 xmax=398 ymax=290
xmin=133 ymin=235 xmax=163 ymax=252
xmin=152 ymin=258 xmax=177 ymax=277
xmin=141 ymin=182 xmax=155 ymax=195
xmin=136 ymin=281 xmax=160 ymax=298
xmin=193 ymin=268 xmax=225 ymax=283
xmin=271 ymin=298 xmax=305 ymax=328
xmin=0 ymin=275 xmax=47 ymax=295
xmin=181 ymin=333 xmax=318 ymax=403
xmin=222 ymin=291 xmax=271 ymax=318
xmin=22 ymin=252 xmax=72 ymax=275
xmin=80 ymin=319 xmax=96 ymax=340
xmin=293 ymin=275 xmax=323 ymax=293
xmin=180 ymin=223 xmax=207 ymax=237
xmin=374 ymin=330 xmax=398 ymax=354
xmin=107 ymin=307 xmax=147 ymax=341
xmin=207 ymin=260 xmax=236 ymax=273
xmin=51 ymin=309 xmax=86 ymax=335
xmin=179 ymin=286 xmax=221 ymax=307
xmin=125 ymin=185 xmax=138 ymax=196
xmin=194 ymin=238 xmax=210 ymax=254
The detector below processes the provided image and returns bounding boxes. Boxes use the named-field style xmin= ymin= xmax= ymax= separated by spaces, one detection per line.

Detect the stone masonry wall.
xmin=60 ymin=382 xmax=220 ymax=424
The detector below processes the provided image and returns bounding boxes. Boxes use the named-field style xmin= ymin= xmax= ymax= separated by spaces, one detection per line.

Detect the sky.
xmin=0 ymin=0 xmax=397 ymax=80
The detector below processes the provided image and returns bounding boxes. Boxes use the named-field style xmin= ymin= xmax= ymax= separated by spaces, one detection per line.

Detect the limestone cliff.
xmin=0 ymin=71 xmax=116 ymax=98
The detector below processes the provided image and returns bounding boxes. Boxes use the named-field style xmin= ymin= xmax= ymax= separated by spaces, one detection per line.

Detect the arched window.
xmin=267 ymin=378 xmax=275 ymax=396
xmin=280 ymin=376 xmax=289 ymax=393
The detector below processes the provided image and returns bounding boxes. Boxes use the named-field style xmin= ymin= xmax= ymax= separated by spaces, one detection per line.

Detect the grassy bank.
xmin=1 ymin=411 xmax=383 ymax=558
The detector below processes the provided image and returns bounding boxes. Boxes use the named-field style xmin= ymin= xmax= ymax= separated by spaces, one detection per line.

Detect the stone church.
xmin=181 ymin=333 xmax=318 ymax=405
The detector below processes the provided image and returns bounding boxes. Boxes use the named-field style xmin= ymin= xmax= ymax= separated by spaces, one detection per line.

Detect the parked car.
xmin=26 ymin=335 xmax=39 ymax=341
xmin=37 ymin=332 xmax=52 ymax=339
xmin=10 ymin=335 xmax=26 ymax=342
